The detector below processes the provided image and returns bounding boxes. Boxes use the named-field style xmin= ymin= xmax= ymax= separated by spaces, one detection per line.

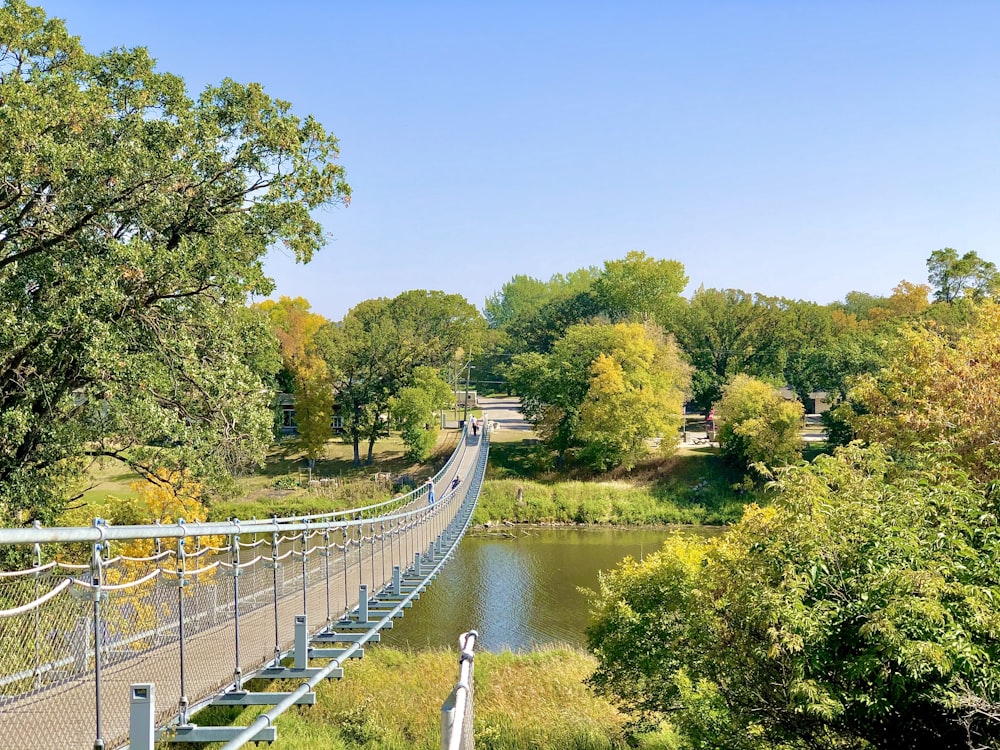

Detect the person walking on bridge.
xmin=426 ymin=479 xmax=435 ymax=506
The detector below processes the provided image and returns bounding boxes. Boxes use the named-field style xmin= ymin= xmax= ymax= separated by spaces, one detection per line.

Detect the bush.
xmin=715 ymin=375 xmax=803 ymax=481
xmin=587 ymin=445 xmax=1000 ymax=749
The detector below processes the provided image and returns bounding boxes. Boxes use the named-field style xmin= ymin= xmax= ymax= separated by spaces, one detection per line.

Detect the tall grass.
xmin=182 ymin=646 xmax=649 ymax=750
xmin=475 ymin=467 xmax=749 ymax=526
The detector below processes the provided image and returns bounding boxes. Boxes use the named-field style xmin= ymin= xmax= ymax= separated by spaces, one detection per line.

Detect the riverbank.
xmin=189 ymin=646 xmax=675 ymax=750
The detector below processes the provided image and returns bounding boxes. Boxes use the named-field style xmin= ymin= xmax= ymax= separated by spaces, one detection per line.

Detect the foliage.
xmin=592 ymin=251 xmax=688 ymax=325
xmin=850 ymin=302 xmax=1000 ymax=482
xmin=927 ymin=248 xmax=999 ymax=304
xmin=714 ymin=375 xmax=803 ymax=481
xmin=389 ymin=367 xmax=451 ymax=461
xmin=318 ymin=291 xmax=485 ymax=466
xmin=578 ymin=328 xmax=690 ymax=471
xmin=256 ymin=296 xmax=333 ymax=462
xmin=587 ymin=445 xmax=1000 ymax=750
xmin=196 ymin=646 xmax=631 ymax=750
xmin=0 ymin=1 xmax=349 ymax=527
xmin=674 ymin=288 xmax=785 ymax=410
xmin=508 ymin=321 xmax=690 ymax=470
xmin=474 ymin=475 xmax=745 ymax=526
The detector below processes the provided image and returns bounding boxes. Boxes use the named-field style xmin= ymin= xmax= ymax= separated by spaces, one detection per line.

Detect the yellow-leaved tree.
xmin=850 ymin=301 xmax=1000 ymax=481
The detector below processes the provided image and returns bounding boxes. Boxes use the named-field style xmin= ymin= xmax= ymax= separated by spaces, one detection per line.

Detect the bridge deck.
xmin=0 ymin=432 xmax=485 ymax=750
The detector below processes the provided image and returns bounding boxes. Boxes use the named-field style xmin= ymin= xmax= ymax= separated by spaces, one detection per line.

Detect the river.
xmin=381 ymin=525 xmax=721 ymax=652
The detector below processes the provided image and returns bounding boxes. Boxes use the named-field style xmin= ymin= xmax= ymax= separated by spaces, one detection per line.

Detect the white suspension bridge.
xmin=0 ymin=420 xmax=490 ymax=749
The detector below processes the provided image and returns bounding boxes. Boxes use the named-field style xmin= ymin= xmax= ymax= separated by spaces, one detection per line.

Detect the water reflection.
xmin=382 ymin=526 xmax=720 ymax=652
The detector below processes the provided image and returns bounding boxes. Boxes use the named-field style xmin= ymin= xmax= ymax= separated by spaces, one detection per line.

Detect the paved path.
xmin=477 ymin=396 xmax=533 ymax=433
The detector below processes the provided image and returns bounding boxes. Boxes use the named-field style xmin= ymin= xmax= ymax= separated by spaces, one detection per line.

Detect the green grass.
xmin=176 ymin=646 xmax=665 ymax=750
xmin=479 ymin=442 xmax=753 ymax=526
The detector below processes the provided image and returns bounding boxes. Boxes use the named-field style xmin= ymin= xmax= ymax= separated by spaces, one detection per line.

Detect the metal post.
xmin=32 ymin=521 xmax=41 ymax=688
xmin=369 ymin=522 xmax=375 ymax=592
xmin=230 ymin=525 xmax=242 ymax=686
xmin=393 ymin=566 xmax=401 ymax=597
xmin=323 ymin=527 xmax=332 ymax=626
xmin=342 ymin=526 xmax=349 ymax=616
xmin=271 ymin=529 xmax=280 ymax=660
xmin=300 ymin=521 xmax=309 ymax=616
xmin=358 ymin=585 xmax=368 ymax=622
xmin=129 ymin=683 xmax=155 ymax=750
xmin=380 ymin=522 xmax=386 ymax=591
xmin=176 ymin=525 xmax=189 ymax=726
xmin=90 ymin=519 xmax=106 ymax=750
xmin=294 ymin=615 xmax=308 ymax=670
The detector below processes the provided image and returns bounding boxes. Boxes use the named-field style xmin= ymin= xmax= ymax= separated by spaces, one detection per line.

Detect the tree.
xmin=578 ymin=327 xmax=690 ymax=470
xmin=592 ymin=250 xmax=688 ymax=325
xmin=587 ymin=445 xmax=1000 ymax=749
xmin=714 ymin=374 xmax=803 ymax=481
xmin=256 ymin=296 xmax=332 ymax=462
xmin=850 ymin=301 xmax=1000 ymax=482
xmin=927 ymin=248 xmax=999 ymax=304
xmin=389 ymin=367 xmax=451 ymax=462
xmin=674 ymin=288 xmax=785 ymax=410
xmin=484 ymin=268 xmax=600 ymax=330
xmin=319 ymin=291 xmax=485 ymax=466
xmin=508 ymin=321 xmax=690 ymax=469
xmin=0 ymin=2 xmax=349 ymax=526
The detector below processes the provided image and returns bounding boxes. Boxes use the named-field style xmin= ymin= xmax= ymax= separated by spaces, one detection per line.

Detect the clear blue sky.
xmin=41 ymin=1 xmax=1000 ymax=321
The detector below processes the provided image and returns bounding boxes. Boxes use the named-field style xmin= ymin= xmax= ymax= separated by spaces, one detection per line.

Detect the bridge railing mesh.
xmin=0 ymin=419 xmax=487 ymax=750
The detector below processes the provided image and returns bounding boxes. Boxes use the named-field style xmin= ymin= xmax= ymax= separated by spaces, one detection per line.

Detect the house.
xmin=276 ymin=392 xmax=345 ymax=436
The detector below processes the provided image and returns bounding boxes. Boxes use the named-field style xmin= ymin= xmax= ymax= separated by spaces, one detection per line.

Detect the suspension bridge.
xmin=0 ymin=420 xmax=490 ymax=749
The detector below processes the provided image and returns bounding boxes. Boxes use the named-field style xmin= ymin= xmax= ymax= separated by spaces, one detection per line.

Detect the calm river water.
xmin=381 ymin=526 xmax=721 ymax=652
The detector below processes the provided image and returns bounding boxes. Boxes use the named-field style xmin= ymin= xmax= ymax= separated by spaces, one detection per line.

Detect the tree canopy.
xmin=507 ymin=320 xmax=690 ymax=470
xmin=588 ymin=445 xmax=1000 ymax=750
xmin=0 ymin=1 xmax=350 ymax=525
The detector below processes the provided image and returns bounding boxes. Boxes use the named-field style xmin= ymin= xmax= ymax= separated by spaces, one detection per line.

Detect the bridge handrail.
xmin=0 ymin=417 xmax=484 ymax=548
xmin=441 ymin=630 xmax=478 ymax=750
xmin=269 ymin=418 xmax=474 ymax=524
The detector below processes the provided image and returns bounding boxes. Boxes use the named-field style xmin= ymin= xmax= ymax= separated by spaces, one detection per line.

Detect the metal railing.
xmin=0 ymin=418 xmax=489 ymax=750
xmin=441 ymin=630 xmax=478 ymax=750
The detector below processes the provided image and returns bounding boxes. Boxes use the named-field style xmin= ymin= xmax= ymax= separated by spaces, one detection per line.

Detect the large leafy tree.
xmin=508 ymin=321 xmax=690 ymax=469
xmin=714 ymin=374 xmax=803 ymax=481
xmin=319 ymin=291 xmax=485 ymax=466
xmin=674 ymin=288 xmax=785 ymax=410
xmin=592 ymin=250 xmax=688 ymax=325
xmin=0 ymin=1 xmax=349 ymax=525
xmin=927 ymin=248 xmax=998 ymax=304
xmin=256 ymin=296 xmax=332 ymax=464
xmin=588 ymin=445 xmax=1000 ymax=749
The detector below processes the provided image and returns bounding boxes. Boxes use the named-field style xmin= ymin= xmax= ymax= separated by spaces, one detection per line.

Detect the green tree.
xmin=319 ymin=291 xmax=485 ymax=466
xmin=927 ymin=248 xmax=999 ymax=304
xmin=389 ymin=367 xmax=451 ymax=462
xmin=592 ymin=250 xmax=688 ymax=325
xmin=850 ymin=301 xmax=1000 ymax=482
xmin=508 ymin=321 xmax=690 ymax=469
xmin=587 ymin=445 xmax=1000 ymax=750
xmin=714 ymin=375 xmax=803 ymax=481
xmin=256 ymin=296 xmax=332 ymax=461
xmin=674 ymin=288 xmax=785 ymax=409
xmin=0 ymin=2 xmax=349 ymax=526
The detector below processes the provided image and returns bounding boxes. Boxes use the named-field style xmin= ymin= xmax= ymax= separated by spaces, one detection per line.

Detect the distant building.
xmin=276 ymin=392 xmax=344 ymax=436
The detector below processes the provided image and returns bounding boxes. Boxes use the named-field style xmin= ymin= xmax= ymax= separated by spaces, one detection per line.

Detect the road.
xmin=477 ymin=396 xmax=533 ymax=433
